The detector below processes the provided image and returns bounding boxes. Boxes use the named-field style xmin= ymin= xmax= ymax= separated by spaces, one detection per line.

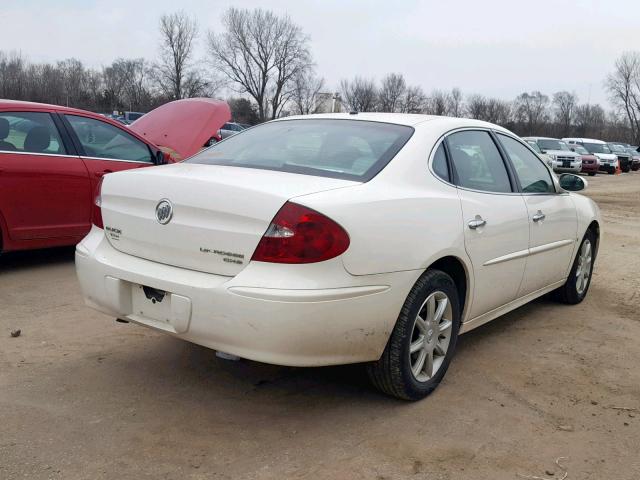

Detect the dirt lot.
xmin=1 ymin=172 xmax=639 ymax=480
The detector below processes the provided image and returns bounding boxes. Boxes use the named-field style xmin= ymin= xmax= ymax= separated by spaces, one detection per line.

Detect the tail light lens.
xmin=92 ymin=177 xmax=104 ymax=229
xmin=251 ymin=202 xmax=350 ymax=264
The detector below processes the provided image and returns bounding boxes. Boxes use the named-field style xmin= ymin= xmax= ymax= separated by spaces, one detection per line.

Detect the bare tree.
xmin=208 ymin=8 xmax=311 ymax=121
xmin=606 ymin=52 xmax=640 ymax=144
xmin=574 ymin=103 xmax=606 ymax=138
xmin=378 ymin=73 xmax=406 ymax=112
xmin=155 ymin=11 xmax=201 ymax=100
xmin=448 ymin=87 xmax=464 ymax=117
xmin=291 ymin=69 xmax=325 ymax=115
xmin=514 ymin=91 xmax=549 ymax=134
xmin=466 ymin=94 xmax=511 ymax=126
xmin=340 ymin=77 xmax=378 ymax=112
xmin=0 ymin=52 xmax=26 ymax=99
xmin=466 ymin=94 xmax=488 ymax=120
xmin=399 ymin=85 xmax=426 ymax=113
xmin=425 ymin=90 xmax=451 ymax=116
xmin=553 ymin=91 xmax=578 ymax=136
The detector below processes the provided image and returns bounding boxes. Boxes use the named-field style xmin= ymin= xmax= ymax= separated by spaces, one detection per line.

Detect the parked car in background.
xmin=563 ymin=138 xmax=619 ymax=174
xmin=617 ymin=143 xmax=640 ymax=171
xmin=219 ymin=121 xmax=246 ymax=140
xmin=628 ymin=148 xmax=640 ymax=171
xmin=524 ymin=139 xmax=553 ymax=168
xmin=123 ymin=111 xmax=145 ymax=124
xmin=568 ymin=144 xmax=599 ymax=176
xmin=76 ymin=113 xmax=600 ymax=400
xmin=607 ymin=143 xmax=632 ymax=172
xmin=523 ymin=137 xmax=581 ymax=173
xmin=0 ymin=98 xmax=230 ymax=254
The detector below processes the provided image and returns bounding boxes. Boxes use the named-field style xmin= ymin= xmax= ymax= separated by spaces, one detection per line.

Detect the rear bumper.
xmin=75 ymin=227 xmax=419 ymax=367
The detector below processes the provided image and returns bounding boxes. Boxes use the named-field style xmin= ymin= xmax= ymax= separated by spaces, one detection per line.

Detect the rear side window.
xmin=0 ymin=112 xmax=66 ymax=155
xmin=432 ymin=143 xmax=450 ymax=182
xmin=447 ymin=130 xmax=512 ymax=193
xmin=65 ymin=115 xmax=153 ymax=163
xmin=497 ymin=134 xmax=555 ymax=193
xmin=187 ymin=119 xmax=414 ymax=181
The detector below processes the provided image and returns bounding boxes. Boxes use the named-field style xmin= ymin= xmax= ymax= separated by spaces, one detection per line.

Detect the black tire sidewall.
xmin=398 ymin=271 xmax=461 ymax=398
xmin=565 ymin=230 xmax=596 ymax=303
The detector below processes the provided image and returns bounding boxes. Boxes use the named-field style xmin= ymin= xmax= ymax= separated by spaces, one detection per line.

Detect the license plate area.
xmin=563 ymin=161 xmax=570 ymax=168
xmin=132 ymin=284 xmax=173 ymax=324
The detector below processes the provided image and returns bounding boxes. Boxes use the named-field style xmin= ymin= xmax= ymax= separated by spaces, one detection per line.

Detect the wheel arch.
xmin=427 ymin=255 xmax=470 ymax=322
xmin=587 ymin=220 xmax=600 ymax=257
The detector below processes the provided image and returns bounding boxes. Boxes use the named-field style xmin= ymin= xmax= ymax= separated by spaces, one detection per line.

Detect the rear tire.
xmin=588 ymin=172 xmax=596 ymax=176
xmin=554 ymin=229 xmax=596 ymax=304
xmin=367 ymin=270 xmax=461 ymax=400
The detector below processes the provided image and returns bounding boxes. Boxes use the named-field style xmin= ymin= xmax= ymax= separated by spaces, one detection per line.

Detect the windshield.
xmin=609 ymin=144 xmax=626 ymax=153
xmin=187 ymin=119 xmax=414 ymax=181
xmin=526 ymin=141 xmax=542 ymax=153
xmin=583 ymin=142 xmax=611 ymax=154
xmin=538 ymin=139 xmax=569 ymax=151
xmin=573 ymin=145 xmax=589 ymax=155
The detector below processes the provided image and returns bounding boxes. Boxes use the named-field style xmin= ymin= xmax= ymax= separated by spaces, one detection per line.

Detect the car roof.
xmin=523 ymin=136 xmax=561 ymax=141
xmin=0 ymin=99 xmax=95 ymax=116
xmin=563 ymin=137 xmax=606 ymax=144
xmin=272 ymin=112 xmax=511 ymax=132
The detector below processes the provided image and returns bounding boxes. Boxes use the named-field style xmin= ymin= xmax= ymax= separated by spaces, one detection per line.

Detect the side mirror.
xmin=559 ymin=173 xmax=587 ymax=192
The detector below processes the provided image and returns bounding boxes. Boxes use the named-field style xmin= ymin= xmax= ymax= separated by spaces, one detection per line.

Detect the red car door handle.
xmin=94 ymin=169 xmax=113 ymax=177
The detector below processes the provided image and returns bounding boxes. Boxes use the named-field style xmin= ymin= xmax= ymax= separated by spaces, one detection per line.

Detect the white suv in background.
xmin=563 ymin=138 xmax=618 ymax=174
xmin=523 ymin=137 xmax=581 ymax=173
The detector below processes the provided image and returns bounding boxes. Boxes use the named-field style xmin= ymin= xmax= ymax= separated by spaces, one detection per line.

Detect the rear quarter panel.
xmin=292 ymin=123 xmax=469 ymax=277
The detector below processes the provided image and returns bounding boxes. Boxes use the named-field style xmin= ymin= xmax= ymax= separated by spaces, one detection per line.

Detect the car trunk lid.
xmin=100 ymin=164 xmax=358 ymax=276
xmin=129 ymin=98 xmax=231 ymax=161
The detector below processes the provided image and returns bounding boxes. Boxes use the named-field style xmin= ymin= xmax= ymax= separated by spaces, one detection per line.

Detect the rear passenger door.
xmin=445 ymin=130 xmax=530 ymax=320
xmin=62 ymin=114 xmax=155 ymax=193
xmin=496 ymin=134 xmax=577 ymax=295
xmin=0 ymin=111 xmax=90 ymax=241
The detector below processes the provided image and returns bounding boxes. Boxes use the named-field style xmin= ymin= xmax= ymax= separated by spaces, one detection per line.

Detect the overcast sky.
xmin=2 ymin=0 xmax=638 ymax=107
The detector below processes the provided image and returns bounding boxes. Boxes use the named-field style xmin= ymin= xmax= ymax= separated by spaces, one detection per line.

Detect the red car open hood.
xmin=129 ymin=98 xmax=231 ymax=161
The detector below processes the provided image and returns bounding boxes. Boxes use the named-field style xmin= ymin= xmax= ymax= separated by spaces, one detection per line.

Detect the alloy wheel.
xmin=409 ymin=291 xmax=453 ymax=382
xmin=575 ymin=239 xmax=592 ymax=295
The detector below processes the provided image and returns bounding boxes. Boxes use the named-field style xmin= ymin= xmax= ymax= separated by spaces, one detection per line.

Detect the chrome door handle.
xmin=468 ymin=216 xmax=486 ymax=229
xmin=532 ymin=211 xmax=546 ymax=222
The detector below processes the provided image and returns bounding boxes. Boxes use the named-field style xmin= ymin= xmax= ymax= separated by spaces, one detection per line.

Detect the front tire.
xmin=368 ymin=270 xmax=461 ymax=400
xmin=554 ymin=230 xmax=596 ymax=304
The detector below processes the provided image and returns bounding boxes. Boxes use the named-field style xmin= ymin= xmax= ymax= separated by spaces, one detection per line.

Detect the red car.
xmin=0 ymin=98 xmax=230 ymax=253
xmin=569 ymin=144 xmax=599 ymax=176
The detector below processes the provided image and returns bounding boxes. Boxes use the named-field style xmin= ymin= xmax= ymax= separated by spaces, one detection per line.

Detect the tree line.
xmin=1 ymin=7 xmax=639 ymax=144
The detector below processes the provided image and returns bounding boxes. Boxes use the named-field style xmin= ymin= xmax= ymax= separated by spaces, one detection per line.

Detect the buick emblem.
xmin=155 ymin=199 xmax=173 ymax=225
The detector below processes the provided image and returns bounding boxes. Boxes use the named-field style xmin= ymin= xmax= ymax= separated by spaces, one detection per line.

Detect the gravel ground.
xmin=1 ymin=172 xmax=639 ymax=480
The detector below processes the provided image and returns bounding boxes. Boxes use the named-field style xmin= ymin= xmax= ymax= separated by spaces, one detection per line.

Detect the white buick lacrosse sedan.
xmin=76 ymin=113 xmax=600 ymax=400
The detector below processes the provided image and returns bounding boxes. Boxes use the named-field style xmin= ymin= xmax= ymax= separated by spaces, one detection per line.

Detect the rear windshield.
xmin=186 ymin=119 xmax=414 ymax=181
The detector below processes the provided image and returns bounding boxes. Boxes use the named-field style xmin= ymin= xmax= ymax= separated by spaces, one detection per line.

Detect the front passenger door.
xmin=496 ymin=134 xmax=577 ymax=296
xmin=446 ymin=130 xmax=530 ymax=320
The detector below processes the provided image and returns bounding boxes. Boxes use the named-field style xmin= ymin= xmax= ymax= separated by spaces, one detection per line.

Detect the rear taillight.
xmin=251 ymin=202 xmax=350 ymax=264
xmin=92 ymin=177 xmax=104 ymax=229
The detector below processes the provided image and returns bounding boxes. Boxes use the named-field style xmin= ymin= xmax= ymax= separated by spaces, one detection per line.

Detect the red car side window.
xmin=65 ymin=115 xmax=153 ymax=163
xmin=0 ymin=112 xmax=67 ymax=155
